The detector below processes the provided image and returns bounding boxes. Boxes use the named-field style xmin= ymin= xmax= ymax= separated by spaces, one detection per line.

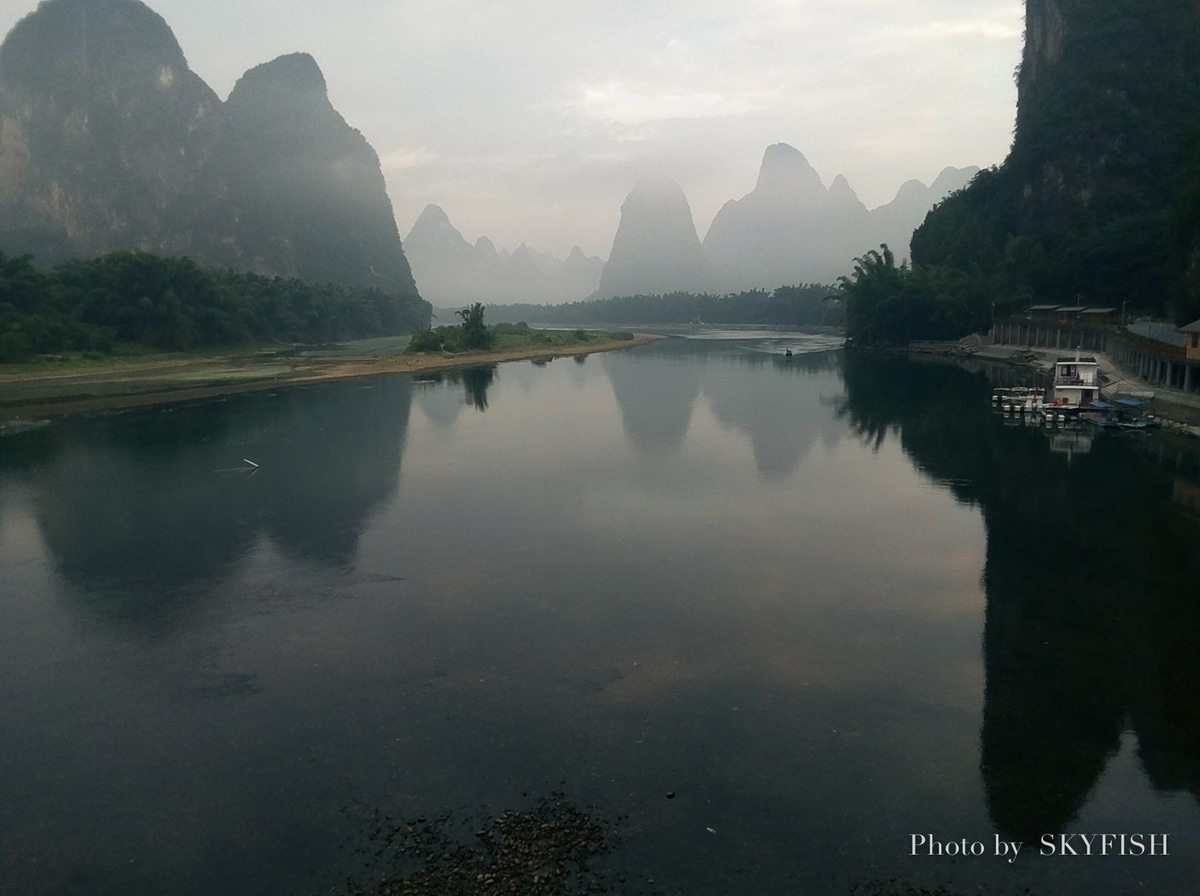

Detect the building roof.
xmin=1131 ymin=321 xmax=1188 ymax=346
xmin=1180 ymin=318 xmax=1200 ymax=333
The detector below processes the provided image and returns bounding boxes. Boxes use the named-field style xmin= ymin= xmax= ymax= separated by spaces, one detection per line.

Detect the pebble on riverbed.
xmin=333 ymin=791 xmax=651 ymax=896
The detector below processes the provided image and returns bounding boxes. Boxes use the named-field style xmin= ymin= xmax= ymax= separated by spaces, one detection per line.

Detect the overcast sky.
xmin=0 ymin=0 xmax=1024 ymax=259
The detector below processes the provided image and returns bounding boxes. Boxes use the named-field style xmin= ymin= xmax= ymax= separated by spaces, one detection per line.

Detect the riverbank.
xmin=0 ymin=332 xmax=660 ymax=423
xmin=907 ymin=337 xmax=1200 ymax=436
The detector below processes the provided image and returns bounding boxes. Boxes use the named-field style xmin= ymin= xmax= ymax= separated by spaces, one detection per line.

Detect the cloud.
xmin=563 ymin=81 xmax=769 ymax=128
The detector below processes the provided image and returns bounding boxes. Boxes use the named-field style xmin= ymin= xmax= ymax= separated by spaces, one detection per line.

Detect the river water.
xmin=1 ymin=329 xmax=1197 ymax=896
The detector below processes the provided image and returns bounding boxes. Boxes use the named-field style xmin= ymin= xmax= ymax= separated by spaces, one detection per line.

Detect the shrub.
xmin=406 ymin=328 xmax=444 ymax=352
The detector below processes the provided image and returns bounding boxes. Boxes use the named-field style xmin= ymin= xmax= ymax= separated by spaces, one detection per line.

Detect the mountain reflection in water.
xmin=0 ymin=332 xmax=1197 ymax=896
xmin=839 ymin=351 xmax=1200 ymax=847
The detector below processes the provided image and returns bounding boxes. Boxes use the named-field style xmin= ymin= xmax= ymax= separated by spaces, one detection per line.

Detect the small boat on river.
xmin=992 ymin=385 xmax=1045 ymax=414
xmin=1081 ymin=399 xmax=1161 ymax=432
xmin=1048 ymin=356 xmax=1101 ymax=409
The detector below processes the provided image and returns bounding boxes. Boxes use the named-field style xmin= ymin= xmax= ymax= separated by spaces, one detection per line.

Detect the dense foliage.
xmin=1169 ymin=137 xmax=1200 ymax=326
xmin=486 ymin=284 xmax=841 ymax=327
xmin=407 ymin=301 xmax=496 ymax=353
xmin=454 ymin=302 xmax=494 ymax=350
xmin=912 ymin=0 xmax=1200 ymax=326
xmin=836 ymin=245 xmax=992 ymax=347
xmin=0 ymin=250 xmax=430 ymax=362
xmin=406 ymin=308 xmax=604 ymax=354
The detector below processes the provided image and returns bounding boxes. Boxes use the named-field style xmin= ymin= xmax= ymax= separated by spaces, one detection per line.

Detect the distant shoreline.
xmin=904 ymin=338 xmax=1200 ymax=434
xmin=0 ymin=333 xmax=661 ymax=424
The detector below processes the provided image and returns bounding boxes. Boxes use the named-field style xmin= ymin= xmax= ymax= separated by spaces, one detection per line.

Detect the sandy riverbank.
xmin=0 ymin=333 xmax=661 ymax=423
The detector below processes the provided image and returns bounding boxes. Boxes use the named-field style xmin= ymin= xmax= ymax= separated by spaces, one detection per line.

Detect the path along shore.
xmin=0 ymin=333 xmax=661 ymax=425
xmin=909 ymin=337 xmax=1200 ymax=437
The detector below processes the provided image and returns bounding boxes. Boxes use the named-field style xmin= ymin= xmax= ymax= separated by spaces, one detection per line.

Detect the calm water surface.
xmin=1 ymin=330 xmax=1198 ymax=895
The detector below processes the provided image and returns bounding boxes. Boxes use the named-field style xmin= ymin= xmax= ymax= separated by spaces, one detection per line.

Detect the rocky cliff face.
xmin=224 ymin=53 xmax=416 ymax=293
xmin=914 ymin=0 xmax=1200 ymax=309
xmin=0 ymin=0 xmax=292 ymax=272
xmin=1008 ymin=0 xmax=1200 ymax=227
xmin=1020 ymin=0 xmax=1066 ymax=88
xmin=0 ymin=0 xmax=416 ymax=297
xmin=596 ymin=175 xmax=708 ymax=298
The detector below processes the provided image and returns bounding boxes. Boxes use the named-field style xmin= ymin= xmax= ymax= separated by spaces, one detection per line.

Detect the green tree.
xmin=838 ymin=245 xmax=908 ymax=346
xmin=838 ymin=245 xmax=990 ymax=346
xmin=455 ymin=302 xmax=494 ymax=350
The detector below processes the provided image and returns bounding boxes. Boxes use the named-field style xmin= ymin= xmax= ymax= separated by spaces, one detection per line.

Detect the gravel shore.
xmin=0 ymin=333 xmax=660 ymax=423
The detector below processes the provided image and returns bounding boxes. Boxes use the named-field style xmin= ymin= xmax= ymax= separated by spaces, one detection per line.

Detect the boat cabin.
xmin=1050 ymin=356 xmax=1101 ymax=408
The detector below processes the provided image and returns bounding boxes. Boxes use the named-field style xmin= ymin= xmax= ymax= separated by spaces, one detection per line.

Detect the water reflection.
xmin=980 ymin=442 xmax=1200 ymax=842
xmin=458 ymin=365 xmax=496 ymax=410
xmin=413 ymin=365 xmax=496 ymax=422
xmin=700 ymin=350 xmax=842 ymax=478
xmin=837 ymin=351 xmax=1200 ymax=840
xmin=603 ymin=336 xmax=843 ymax=477
xmin=4 ymin=376 xmax=412 ymax=625
xmin=602 ymin=346 xmax=701 ymax=454
xmin=2 ymin=339 xmax=1198 ymax=896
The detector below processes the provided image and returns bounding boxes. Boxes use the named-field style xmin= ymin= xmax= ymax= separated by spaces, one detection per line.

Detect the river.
xmin=1 ymin=329 xmax=1197 ymax=895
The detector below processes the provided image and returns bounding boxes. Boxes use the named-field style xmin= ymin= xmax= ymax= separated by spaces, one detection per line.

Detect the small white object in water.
xmin=242 ymin=458 xmax=259 ymax=468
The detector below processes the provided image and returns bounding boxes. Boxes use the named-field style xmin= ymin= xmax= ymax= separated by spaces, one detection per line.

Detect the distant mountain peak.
xmin=230 ymin=51 xmax=327 ymax=95
xmin=0 ymin=1 xmax=419 ymax=295
xmin=697 ymin=145 xmax=974 ymax=289
xmin=754 ymin=143 xmax=824 ymax=196
xmin=414 ymin=202 xmax=451 ymax=223
xmin=0 ymin=0 xmax=187 ymax=89
xmin=597 ymin=176 xmax=706 ymax=297
xmin=401 ymin=206 xmax=602 ymax=304
xmin=625 ymin=173 xmax=693 ymax=208
xmin=892 ymin=178 xmax=928 ymax=202
xmin=828 ymin=174 xmax=865 ymax=210
xmin=408 ymin=204 xmax=464 ymax=241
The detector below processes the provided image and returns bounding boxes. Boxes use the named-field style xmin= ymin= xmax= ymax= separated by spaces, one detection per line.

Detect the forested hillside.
xmin=0 ymin=0 xmax=419 ymax=297
xmin=486 ymin=284 xmax=841 ymax=328
xmin=912 ymin=0 xmax=1200 ymax=326
xmin=0 ymin=251 xmax=431 ymax=361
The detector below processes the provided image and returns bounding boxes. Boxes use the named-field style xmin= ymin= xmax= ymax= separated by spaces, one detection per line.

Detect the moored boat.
xmin=1048 ymin=355 xmax=1101 ymax=409
xmin=1081 ymin=399 xmax=1161 ymax=431
xmin=993 ymin=385 xmax=1045 ymax=414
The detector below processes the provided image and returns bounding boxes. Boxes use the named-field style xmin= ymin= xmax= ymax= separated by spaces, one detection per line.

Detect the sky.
xmin=0 ymin=0 xmax=1024 ymax=260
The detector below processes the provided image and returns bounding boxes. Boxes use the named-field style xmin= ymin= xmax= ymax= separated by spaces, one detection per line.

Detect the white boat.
xmin=1048 ymin=355 xmax=1101 ymax=409
xmin=1040 ymin=406 xmax=1066 ymax=425
xmin=993 ymin=385 xmax=1045 ymax=414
